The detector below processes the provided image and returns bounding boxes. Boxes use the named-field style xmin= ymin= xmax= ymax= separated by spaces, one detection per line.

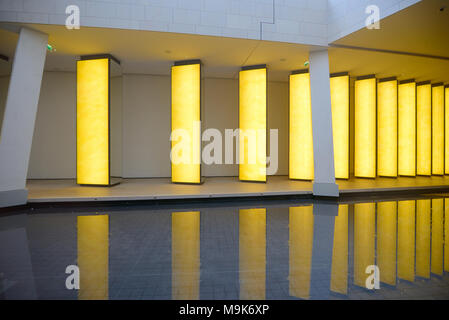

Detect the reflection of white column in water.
xmin=310 ymin=203 xmax=336 ymax=299
xmin=431 ymin=199 xmax=444 ymax=275
xmin=354 ymin=203 xmax=375 ymax=287
xmin=331 ymin=204 xmax=348 ymax=294
xmin=398 ymin=200 xmax=415 ymax=282
xmin=239 ymin=208 xmax=266 ymax=300
xmin=77 ymin=215 xmax=109 ymax=300
xmin=377 ymin=201 xmax=397 ymax=285
xmin=172 ymin=211 xmax=200 ymax=300
xmin=416 ymin=200 xmax=430 ymax=279
xmin=289 ymin=206 xmax=313 ymax=299
xmin=0 ymin=215 xmax=37 ymax=299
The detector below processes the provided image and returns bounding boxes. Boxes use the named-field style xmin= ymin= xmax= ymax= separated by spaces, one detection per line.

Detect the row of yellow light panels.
xmin=77 ymin=58 xmax=448 ymax=184
xmin=75 ymin=200 xmax=449 ymax=300
xmin=356 ymin=78 xmax=447 ymax=178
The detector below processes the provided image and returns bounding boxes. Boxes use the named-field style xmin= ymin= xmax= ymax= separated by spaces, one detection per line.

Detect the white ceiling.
xmin=0 ymin=0 xmax=448 ymax=84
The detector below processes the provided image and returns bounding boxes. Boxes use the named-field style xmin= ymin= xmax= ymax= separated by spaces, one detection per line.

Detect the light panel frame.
xmin=171 ymin=60 xmax=202 ymax=184
xmin=377 ymin=77 xmax=398 ymax=177
xmin=76 ymin=54 xmax=121 ymax=186
xmin=289 ymin=70 xmax=314 ymax=180
xmin=354 ymin=75 xmax=377 ymax=178
xmin=330 ymin=72 xmax=350 ymax=180
xmin=416 ymin=81 xmax=431 ymax=176
xmin=398 ymin=80 xmax=416 ymax=176
xmin=239 ymin=65 xmax=267 ymax=183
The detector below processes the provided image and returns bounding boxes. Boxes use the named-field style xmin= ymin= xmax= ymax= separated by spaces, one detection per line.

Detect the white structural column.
xmin=0 ymin=28 xmax=48 ymax=207
xmin=309 ymin=49 xmax=339 ymax=197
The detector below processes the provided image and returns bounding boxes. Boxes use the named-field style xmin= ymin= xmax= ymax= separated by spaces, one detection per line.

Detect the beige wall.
xmin=0 ymin=71 xmax=289 ymax=179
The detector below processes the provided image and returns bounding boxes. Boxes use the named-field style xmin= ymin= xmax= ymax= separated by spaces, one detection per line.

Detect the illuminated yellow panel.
xmin=377 ymin=79 xmax=398 ymax=177
xmin=77 ymin=58 xmax=109 ymax=185
xmin=417 ymin=83 xmax=431 ymax=176
xmin=445 ymin=198 xmax=449 ymax=272
xmin=432 ymin=85 xmax=444 ymax=175
xmin=445 ymin=88 xmax=449 ymax=174
xmin=354 ymin=77 xmax=376 ymax=178
xmin=431 ymin=199 xmax=443 ymax=275
xmin=289 ymin=206 xmax=313 ymax=299
xmin=377 ymin=201 xmax=397 ymax=285
xmin=330 ymin=205 xmax=348 ymax=294
xmin=416 ymin=200 xmax=430 ymax=278
xmin=398 ymin=200 xmax=415 ymax=282
xmin=171 ymin=63 xmax=201 ymax=184
xmin=172 ymin=211 xmax=200 ymax=300
xmin=289 ymin=72 xmax=313 ymax=180
xmin=398 ymin=82 xmax=416 ymax=176
xmin=239 ymin=68 xmax=267 ymax=182
xmin=77 ymin=215 xmax=109 ymax=300
xmin=330 ymin=75 xmax=349 ymax=179
xmin=239 ymin=208 xmax=266 ymax=299
xmin=354 ymin=203 xmax=375 ymax=287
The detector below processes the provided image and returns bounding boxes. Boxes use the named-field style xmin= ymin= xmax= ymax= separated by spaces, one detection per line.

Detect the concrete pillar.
xmin=0 ymin=28 xmax=48 ymax=207
xmin=310 ymin=202 xmax=337 ymax=299
xmin=309 ymin=49 xmax=339 ymax=197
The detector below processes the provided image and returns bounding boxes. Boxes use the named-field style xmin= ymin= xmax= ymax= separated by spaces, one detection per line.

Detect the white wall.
xmin=327 ymin=0 xmax=421 ymax=43
xmin=18 ymin=71 xmax=288 ymax=179
xmin=28 ymin=72 xmax=76 ymax=179
xmin=0 ymin=0 xmax=329 ymax=46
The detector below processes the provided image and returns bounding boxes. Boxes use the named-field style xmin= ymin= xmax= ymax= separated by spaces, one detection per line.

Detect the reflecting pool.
xmin=0 ymin=195 xmax=448 ymax=300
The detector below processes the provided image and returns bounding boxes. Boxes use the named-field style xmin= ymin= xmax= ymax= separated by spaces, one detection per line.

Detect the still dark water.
xmin=1 ymin=195 xmax=448 ymax=300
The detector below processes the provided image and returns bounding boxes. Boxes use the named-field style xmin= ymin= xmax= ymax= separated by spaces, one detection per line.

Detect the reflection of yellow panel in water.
xmin=289 ymin=206 xmax=313 ymax=299
xmin=354 ymin=203 xmax=375 ymax=287
xmin=77 ymin=215 xmax=109 ymax=300
xmin=398 ymin=200 xmax=415 ymax=282
xmin=172 ymin=211 xmax=200 ymax=300
xmin=330 ymin=205 xmax=348 ymax=294
xmin=431 ymin=199 xmax=443 ymax=275
xmin=416 ymin=200 xmax=430 ymax=278
xmin=289 ymin=72 xmax=313 ymax=180
xmin=445 ymin=198 xmax=449 ymax=272
xmin=239 ymin=208 xmax=266 ymax=299
xmin=377 ymin=201 xmax=397 ymax=286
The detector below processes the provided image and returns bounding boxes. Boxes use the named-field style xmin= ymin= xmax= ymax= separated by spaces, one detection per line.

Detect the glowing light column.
xmin=171 ymin=60 xmax=202 ymax=184
xmin=289 ymin=70 xmax=313 ymax=180
xmin=432 ymin=84 xmax=444 ymax=175
xmin=377 ymin=78 xmax=398 ymax=177
xmin=239 ymin=65 xmax=267 ymax=182
xmin=330 ymin=73 xmax=350 ymax=179
xmin=398 ymin=80 xmax=416 ymax=176
xmin=76 ymin=55 xmax=122 ymax=186
xmin=354 ymin=76 xmax=376 ymax=178
xmin=417 ymin=82 xmax=431 ymax=176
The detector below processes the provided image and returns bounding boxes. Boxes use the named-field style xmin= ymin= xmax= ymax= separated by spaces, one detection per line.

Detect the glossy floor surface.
xmin=26 ymin=175 xmax=449 ymax=203
xmin=1 ymin=194 xmax=448 ymax=300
